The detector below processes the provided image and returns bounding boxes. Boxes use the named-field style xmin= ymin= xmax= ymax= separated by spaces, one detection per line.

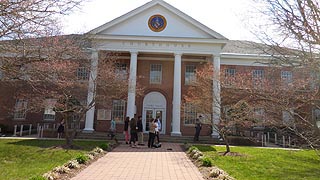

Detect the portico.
xmin=83 ymin=0 xmax=227 ymax=136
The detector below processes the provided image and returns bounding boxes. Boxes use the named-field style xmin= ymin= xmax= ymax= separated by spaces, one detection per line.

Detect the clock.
xmin=148 ymin=14 xmax=167 ymax=32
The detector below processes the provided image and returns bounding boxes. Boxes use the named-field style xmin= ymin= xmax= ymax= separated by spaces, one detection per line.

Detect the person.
xmin=194 ymin=118 xmax=202 ymax=141
xmin=137 ymin=116 xmax=144 ymax=145
xmin=109 ymin=118 xmax=116 ymax=140
xmin=155 ymin=116 xmax=161 ymax=143
xmin=57 ymin=119 xmax=64 ymax=139
xmin=124 ymin=116 xmax=130 ymax=144
xmin=129 ymin=118 xmax=138 ymax=147
xmin=148 ymin=118 xmax=156 ymax=148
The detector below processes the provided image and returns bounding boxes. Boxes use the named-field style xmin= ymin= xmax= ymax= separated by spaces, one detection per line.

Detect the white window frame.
xmin=312 ymin=108 xmax=320 ymax=129
xmin=43 ymin=99 xmax=56 ymax=121
xmin=150 ymin=64 xmax=162 ymax=84
xmin=282 ymin=109 xmax=294 ymax=125
xmin=112 ymin=100 xmax=126 ymax=123
xmin=76 ymin=67 xmax=89 ymax=81
xmin=254 ymin=108 xmax=265 ymax=122
xmin=115 ymin=63 xmax=127 ymax=80
xmin=281 ymin=71 xmax=293 ymax=86
xmin=185 ymin=65 xmax=196 ymax=85
xmin=14 ymin=99 xmax=28 ymax=120
xmin=224 ymin=68 xmax=236 ymax=86
xmin=252 ymin=69 xmax=265 ymax=88
xmin=184 ymin=103 xmax=197 ymax=125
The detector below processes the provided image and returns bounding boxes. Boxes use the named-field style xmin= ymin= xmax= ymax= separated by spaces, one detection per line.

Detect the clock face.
xmin=148 ymin=14 xmax=167 ymax=32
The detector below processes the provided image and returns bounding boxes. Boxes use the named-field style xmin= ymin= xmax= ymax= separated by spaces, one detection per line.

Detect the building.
xmin=0 ymin=0 xmax=319 ymax=139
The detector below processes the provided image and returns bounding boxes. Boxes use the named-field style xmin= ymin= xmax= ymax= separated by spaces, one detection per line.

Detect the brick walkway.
xmin=71 ymin=143 xmax=204 ymax=180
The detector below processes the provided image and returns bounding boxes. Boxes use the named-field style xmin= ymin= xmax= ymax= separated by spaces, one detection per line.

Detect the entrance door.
xmin=142 ymin=92 xmax=166 ymax=134
xmin=144 ymin=108 xmax=165 ymax=134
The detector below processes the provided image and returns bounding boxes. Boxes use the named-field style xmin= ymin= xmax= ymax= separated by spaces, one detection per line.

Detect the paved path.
xmin=71 ymin=143 xmax=204 ymax=180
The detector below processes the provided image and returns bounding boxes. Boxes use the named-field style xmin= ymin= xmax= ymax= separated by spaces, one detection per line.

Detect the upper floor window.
xmin=150 ymin=64 xmax=162 ymax=84
xmin=224 ymin=68 xmax=236 ymax=86
xmin=185 ymin=65 xmax=196 ymax=85
xmin=252 ymin=69 xmax=265 ymax=88
xmin=282 ymin=109 xmax=294 ymax=125
xmin=281 ymin=71 xmax=293 ymax=86
xmin=115 ymin=63 xmax=127 ymax=80
xmin=14 ymin=99 xmax=28 ymax=120
xmin=43 ymin=99 xmax=56 ymax=121
xmin=254 ymin=108 xmax=265 ymax=123
xmin=76 ymin=67 xmax=89 ymax=81
xmin=184 ymin=103 xmax=197 ymax=125
xmin=112 ymin=100 xmax=126 ymax=123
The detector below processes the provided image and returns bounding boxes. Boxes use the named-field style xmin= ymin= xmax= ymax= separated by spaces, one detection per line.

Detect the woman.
xmin=148 ymin=119 xmax=156 ymax=148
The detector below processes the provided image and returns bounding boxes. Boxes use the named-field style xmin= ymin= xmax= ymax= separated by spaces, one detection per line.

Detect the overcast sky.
xmin=62 ymin=0 xmax=259 ymax=42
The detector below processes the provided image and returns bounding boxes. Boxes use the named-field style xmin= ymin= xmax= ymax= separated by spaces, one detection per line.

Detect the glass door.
xmin=143 ymin=108 xmax=166 ymax=134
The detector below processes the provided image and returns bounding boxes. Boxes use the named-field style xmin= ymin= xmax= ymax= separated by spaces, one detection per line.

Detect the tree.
xmin=249 ymin=0 xmax=320 ymax=155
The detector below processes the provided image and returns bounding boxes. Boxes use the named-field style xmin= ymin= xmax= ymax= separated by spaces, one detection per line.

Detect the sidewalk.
xmin=71 ymin=143 xmax=204 ymax=180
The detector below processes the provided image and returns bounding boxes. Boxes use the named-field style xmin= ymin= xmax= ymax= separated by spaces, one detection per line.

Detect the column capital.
xmin=213 ymin=53 xmax=221 ymax=59
xmin=174 ymin=52 xmax=183 ymax=57
xmin=130 ymin=51 xmax=139 ymax=55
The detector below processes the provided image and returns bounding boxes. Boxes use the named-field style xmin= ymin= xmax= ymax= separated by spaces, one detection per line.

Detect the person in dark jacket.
xmin=137 ymin=116 xmax=144 ymax=145
xmin=129 ymin=118 xmax=138 ymax=147
xmin=124 ymin=116 xmax=130 ymax=144
xmin=57 ymin=119 xmax=65 ymax=139
xmin=194 ymin=118 xmax=202 ymax=141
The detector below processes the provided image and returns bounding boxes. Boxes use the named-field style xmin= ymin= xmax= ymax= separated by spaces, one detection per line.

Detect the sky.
xmin=62 ymin=0 xmax=259 ymax=42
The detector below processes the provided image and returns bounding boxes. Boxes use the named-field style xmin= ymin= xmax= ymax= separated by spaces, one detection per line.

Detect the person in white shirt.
xmin=155 ymin=116 xmax=161 ymax=143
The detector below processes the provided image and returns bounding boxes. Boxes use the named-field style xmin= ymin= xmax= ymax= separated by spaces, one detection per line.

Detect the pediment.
xmin=88 ymin=0 xmax=227 ymax=40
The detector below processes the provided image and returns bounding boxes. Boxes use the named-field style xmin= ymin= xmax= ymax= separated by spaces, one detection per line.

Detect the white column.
xmin=83 ymin=50 xmax=99 ymax=132
xmin=212 ymin=55 xmax=221 ymax=138
xmin=171 ymin=52 xmax=182 ymax=136
xmin=126 ymin=51 xmax=138 ymax=119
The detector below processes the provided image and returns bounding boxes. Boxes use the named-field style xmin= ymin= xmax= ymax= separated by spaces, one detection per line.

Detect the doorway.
xmin=142 ymin=92 xmax=166 ymax=134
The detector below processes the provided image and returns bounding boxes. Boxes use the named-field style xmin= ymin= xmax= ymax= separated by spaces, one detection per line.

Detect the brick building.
xmin=1 ymin=0 xmax=319 ymax=138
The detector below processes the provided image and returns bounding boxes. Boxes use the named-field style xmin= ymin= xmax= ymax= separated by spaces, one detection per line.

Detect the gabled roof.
xmin=88 ymin=0 xmax=227 ymax=40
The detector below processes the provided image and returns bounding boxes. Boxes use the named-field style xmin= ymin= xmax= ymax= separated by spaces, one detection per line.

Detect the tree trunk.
xmin=222 ymin=134 xmax=231 ymax=155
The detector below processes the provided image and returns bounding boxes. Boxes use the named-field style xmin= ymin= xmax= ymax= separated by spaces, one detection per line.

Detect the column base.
xmin=171 ymin=132 xmax=182 ymax=136
xmin=82 ymin=128 xmax=94 ymax=133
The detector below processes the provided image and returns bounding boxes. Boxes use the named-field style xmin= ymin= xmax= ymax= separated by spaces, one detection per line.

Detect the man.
xmin=137 ymin=116 xmax=144 ymax=145
xmin=194 ymin=118 xmax=202 ymax=141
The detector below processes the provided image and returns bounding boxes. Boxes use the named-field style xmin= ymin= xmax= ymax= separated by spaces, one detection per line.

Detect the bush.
xmin=201 ymin=157 xmax=212 ymax=167
xmin=75 ymin=154 xmax=89 ymax=164
xmin=65 ymin=160 xmax=80 ymax=169
xmin=99 ymin=143 xmax=109 ymax=151
xmin=29 ymin=175 xmax=47 ymax=180
xmin=187 ymin=146 xmax=199 ymax=154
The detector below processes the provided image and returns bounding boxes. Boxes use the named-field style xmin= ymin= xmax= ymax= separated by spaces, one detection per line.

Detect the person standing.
xmin=110 ymin=118 xmax=116 ymax=140
xmin=148 ymin=119 xmax=156 ymax=148
xmin=57 ymin=119 xmax=64 ymax=139
xmin=155 ymin=116 xmax=161 ymax=143
xmin=124 ymin=117 xmax=130 ymax=144
xmin=129 ymin=118 xmax=138 ymax=147
xmin=137 ymin=116 xmax=144 ymax=145
xmin=194 ymin=118 xmax=202 ymax=141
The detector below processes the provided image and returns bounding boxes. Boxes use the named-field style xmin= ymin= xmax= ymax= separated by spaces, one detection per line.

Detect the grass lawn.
xmin=0 ymin=138 xmax=107 ymax=180
xmin=195 ymin=145 xmax=320 ymax=180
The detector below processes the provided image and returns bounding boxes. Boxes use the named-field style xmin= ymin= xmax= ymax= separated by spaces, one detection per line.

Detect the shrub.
xmin=65 ymin=160 xmax=80 ymax=169
xmin=53 ymin=166 xmax=69 ymax=174
xmin=75 ymin=154 xmax=89 ymax=164
xmin=43 ymin=172 xmax=59 ymax=180
xmin=99 ymin=143 xmax=109 ymax=151
xmin=187 ymin=146 xmax=199 ymax=154
xmin=201 ymin=157 xmax=212 ymax=167
xmin=94 ymin=147 xmax=104 ymax=153
xmin=29 ymin=175 xmax=47 ymax=180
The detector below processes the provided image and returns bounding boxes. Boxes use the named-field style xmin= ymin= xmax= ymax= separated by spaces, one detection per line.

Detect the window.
xmin=223 ymin=105 xmax=232 ymax=121
xmin=184 ymin=103 xmax=197 ymax=125
xmin=115 ymin=63 xmax=127 ymax=80
xmin=14 ymin=99 xmax=28 ymax=120
xmin=43 ymin=99 xmax=56 ymax=121
xmin=282 ymin=109 xmax=294 ymax=125
xmin=281 ymin=71 xmax=293 ymax=86
xmin=150 ymin=64 xmax=162 ymax=84
xmin=254 ymin=108 xmax=265 ymax=122
xmin=77 ymin=67 xmax=89 ymax=80
xmin=185 ymin=65 xmax=196 ymax=85
xmin=252 ymin=69 xmax=264 ymax=88
xmin=312 ymin=108 xmax=320 ymax=128
xmin=112 ymin=100 xmax=126 ymax=122
xmin=224 ymin=68 xmax=236 ymax=86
